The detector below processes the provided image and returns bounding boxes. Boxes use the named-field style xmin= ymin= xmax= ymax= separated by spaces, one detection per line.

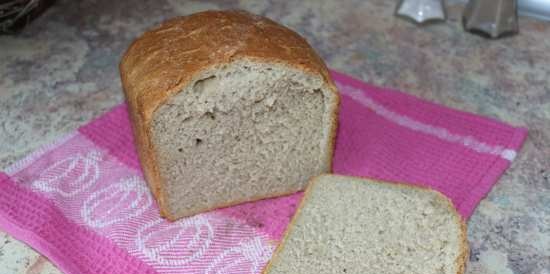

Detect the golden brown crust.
xmin=325 ymin=83 xmax=340 ymax=173
xmin=456 ymin=220 xmax=470 ymax=274
xmin=262 ymin=174 xmax=469 ymax=274
xmin=120 ymin=10 xmax=339 ymax=219
xmin=426 ymin=183 xmax=469 ymax=274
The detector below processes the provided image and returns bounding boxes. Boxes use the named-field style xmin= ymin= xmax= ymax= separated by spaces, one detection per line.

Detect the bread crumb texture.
xmin=266 ymin=175 xmax=466 ymax=274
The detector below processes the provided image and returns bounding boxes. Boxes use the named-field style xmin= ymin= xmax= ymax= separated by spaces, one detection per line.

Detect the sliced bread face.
xmin=264 ymin=175 xmax=468 ymax=274
xmin=152 ymin=60 xmax=337 ymax=219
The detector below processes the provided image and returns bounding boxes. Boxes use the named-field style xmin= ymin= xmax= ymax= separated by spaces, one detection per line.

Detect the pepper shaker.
xmin=463 ymin=0 xmax=519 ymax=38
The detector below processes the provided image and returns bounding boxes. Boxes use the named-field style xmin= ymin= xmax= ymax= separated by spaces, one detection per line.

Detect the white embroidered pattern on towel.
xmin=32 ymin=150 xmax=101 ymax=197
xmin=11 ymin=132 xmax=274 ymax=272
xmin=135 ymin=216 xmax=214 ymax=267
xmin=81 ymin=176 xmax=153 ymax=228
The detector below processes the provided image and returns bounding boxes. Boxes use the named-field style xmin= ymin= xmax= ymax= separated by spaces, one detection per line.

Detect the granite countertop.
xmin=0 ymin=0 xmax=549 ymax=273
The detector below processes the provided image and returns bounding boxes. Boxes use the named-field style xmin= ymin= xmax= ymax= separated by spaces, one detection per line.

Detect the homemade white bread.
xmin=264 ymin=174 xmax=468 ymax=274
xmin=120 ymin=10 xmax=340 ymax=220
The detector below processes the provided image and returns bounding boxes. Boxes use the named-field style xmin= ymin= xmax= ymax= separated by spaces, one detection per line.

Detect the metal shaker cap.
xmin=395 ymin=0 xmax=447 ymax=24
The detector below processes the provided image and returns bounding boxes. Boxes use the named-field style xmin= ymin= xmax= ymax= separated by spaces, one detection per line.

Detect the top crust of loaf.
xmin=119 ymin=10 xmax=340 ymax=219
xmin=263 ymin=174 xmax=469 ymax=274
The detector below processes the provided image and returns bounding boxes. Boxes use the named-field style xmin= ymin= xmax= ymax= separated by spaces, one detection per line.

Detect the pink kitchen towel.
xmin=0 ymin=71 xmax=527 ymax=274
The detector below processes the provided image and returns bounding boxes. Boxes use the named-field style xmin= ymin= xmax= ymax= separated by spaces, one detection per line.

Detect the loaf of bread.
xmin=120 ymin=10 xmax=340 ymax=220
xmin=264 ymin=174 xmax=468 ymax=274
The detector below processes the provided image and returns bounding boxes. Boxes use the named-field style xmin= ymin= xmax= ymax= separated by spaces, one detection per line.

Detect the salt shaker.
xmin=463 ymin=0 xmax=519 ymax=38
xmin=395 ymin=0 xmax=446 ymax=24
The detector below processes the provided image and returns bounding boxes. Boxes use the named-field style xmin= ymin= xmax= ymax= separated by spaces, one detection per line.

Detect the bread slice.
xmin=120 ymin=10 xmax=340 ymax=220
xmin=264 ymin=175 xmax=468 ymax=274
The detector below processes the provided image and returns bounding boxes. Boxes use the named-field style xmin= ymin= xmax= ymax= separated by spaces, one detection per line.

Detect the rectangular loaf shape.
xmin=120 ymin=10 xmax=340 ymax=220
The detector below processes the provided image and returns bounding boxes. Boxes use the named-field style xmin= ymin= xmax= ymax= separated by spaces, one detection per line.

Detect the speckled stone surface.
xmin=0 ymin=0 xmax=548 ymax=273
